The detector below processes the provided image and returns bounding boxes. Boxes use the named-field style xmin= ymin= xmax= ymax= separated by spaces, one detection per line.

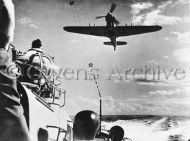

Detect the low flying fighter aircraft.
xmin=64 ymin=3 xmax=162 ymax=51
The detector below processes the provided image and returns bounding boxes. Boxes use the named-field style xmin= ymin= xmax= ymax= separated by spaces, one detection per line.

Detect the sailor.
xmin=16 ymin=39 xmax=44 ymax=85
xmin=0 ymin=0 xmax=31 ymax=141
xmin=16 ymin=39 xmax=43 ymax=63
xmin=25 ymin=39 xmax=43 ymax=59
xmin=19 ymin=39 xmax=57 ymax=98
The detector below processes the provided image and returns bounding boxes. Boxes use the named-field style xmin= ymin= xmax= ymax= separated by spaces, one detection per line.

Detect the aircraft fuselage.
xmin=105 ymin=14 xmax=120 ymax=51
xmin=105 ymin=13 xmax=115 ymax=27
xmin=107 ymin=27 xmax=117 ymax=51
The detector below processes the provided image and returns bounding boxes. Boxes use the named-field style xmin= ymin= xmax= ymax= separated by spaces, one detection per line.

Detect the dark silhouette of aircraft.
xmin=64 ymin=3 xmax=162 ymax=51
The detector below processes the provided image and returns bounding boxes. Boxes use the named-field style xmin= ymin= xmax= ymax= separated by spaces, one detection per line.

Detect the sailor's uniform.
xmin=0 ymin=48 xmax=31 ymax=141
xmin=0 ymin=0 xmax=30 ymax=140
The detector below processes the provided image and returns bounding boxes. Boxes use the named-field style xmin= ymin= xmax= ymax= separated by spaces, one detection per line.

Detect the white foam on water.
xmin=102 ymin=117 xmax=190 ymax=141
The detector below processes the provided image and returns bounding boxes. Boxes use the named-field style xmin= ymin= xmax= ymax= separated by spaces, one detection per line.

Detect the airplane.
xmin=64 ymin=3 xmax=162 ymax=51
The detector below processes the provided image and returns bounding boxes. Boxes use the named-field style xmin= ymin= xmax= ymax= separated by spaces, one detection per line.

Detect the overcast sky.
xmin=13 ymin=0 xmax=190 ymax=116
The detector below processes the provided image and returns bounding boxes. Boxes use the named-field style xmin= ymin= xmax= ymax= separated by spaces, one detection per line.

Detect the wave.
xmin=101 ymin=115 xmax=190 ymax=141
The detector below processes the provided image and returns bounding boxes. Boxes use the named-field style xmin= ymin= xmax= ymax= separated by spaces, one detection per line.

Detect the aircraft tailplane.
xmin=116 ymin=41 xmax=127 ymax=45
xmin=104 ymin=41 xmax=127 ymax=46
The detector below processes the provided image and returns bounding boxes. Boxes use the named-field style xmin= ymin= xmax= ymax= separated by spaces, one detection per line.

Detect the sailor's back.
xmin=0 ymin=0 xmax=31 ymax=141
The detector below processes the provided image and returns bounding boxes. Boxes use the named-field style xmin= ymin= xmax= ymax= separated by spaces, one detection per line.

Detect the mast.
xmin=89 ymin=63 xmax=102 ymax=133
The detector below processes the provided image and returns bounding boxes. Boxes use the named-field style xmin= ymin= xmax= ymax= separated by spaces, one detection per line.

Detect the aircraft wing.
xmin=63 ymin=26 xmax=108 ymax=37
xmin=115 ymin=25 xmax=162 ymax=37
xmin=64 ymin=25 xmax=162 ymax=37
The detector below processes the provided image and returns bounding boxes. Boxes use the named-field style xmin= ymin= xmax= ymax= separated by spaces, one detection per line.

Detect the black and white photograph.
xmin=0 ymin=0 xmax=190 ymax=141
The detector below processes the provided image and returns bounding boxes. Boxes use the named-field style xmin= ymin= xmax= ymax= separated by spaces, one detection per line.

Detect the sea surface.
xmin=101 ymin=115 xmax=190 ymax=141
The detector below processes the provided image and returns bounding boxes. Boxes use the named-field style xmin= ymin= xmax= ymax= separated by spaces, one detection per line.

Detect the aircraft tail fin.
xmin=103 ymin=41 xmax=127 ymax=46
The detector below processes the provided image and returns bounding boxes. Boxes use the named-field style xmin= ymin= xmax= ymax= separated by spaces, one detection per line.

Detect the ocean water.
xmin=101 ymin=115 xmax=190 ymax=141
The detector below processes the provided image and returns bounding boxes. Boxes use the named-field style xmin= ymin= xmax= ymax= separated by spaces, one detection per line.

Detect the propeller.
xmin=114 ymin=18 xmax=120 ymax=25
xmin=95 ymin=16 xmax=106 ymax=19
xmin=110 ymin=3 xmax=117 ymax=13
xmin=95 ymin=3 xmax=120 ymax=26
xmin=95 ymin=3 xmax=117 ymax=19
